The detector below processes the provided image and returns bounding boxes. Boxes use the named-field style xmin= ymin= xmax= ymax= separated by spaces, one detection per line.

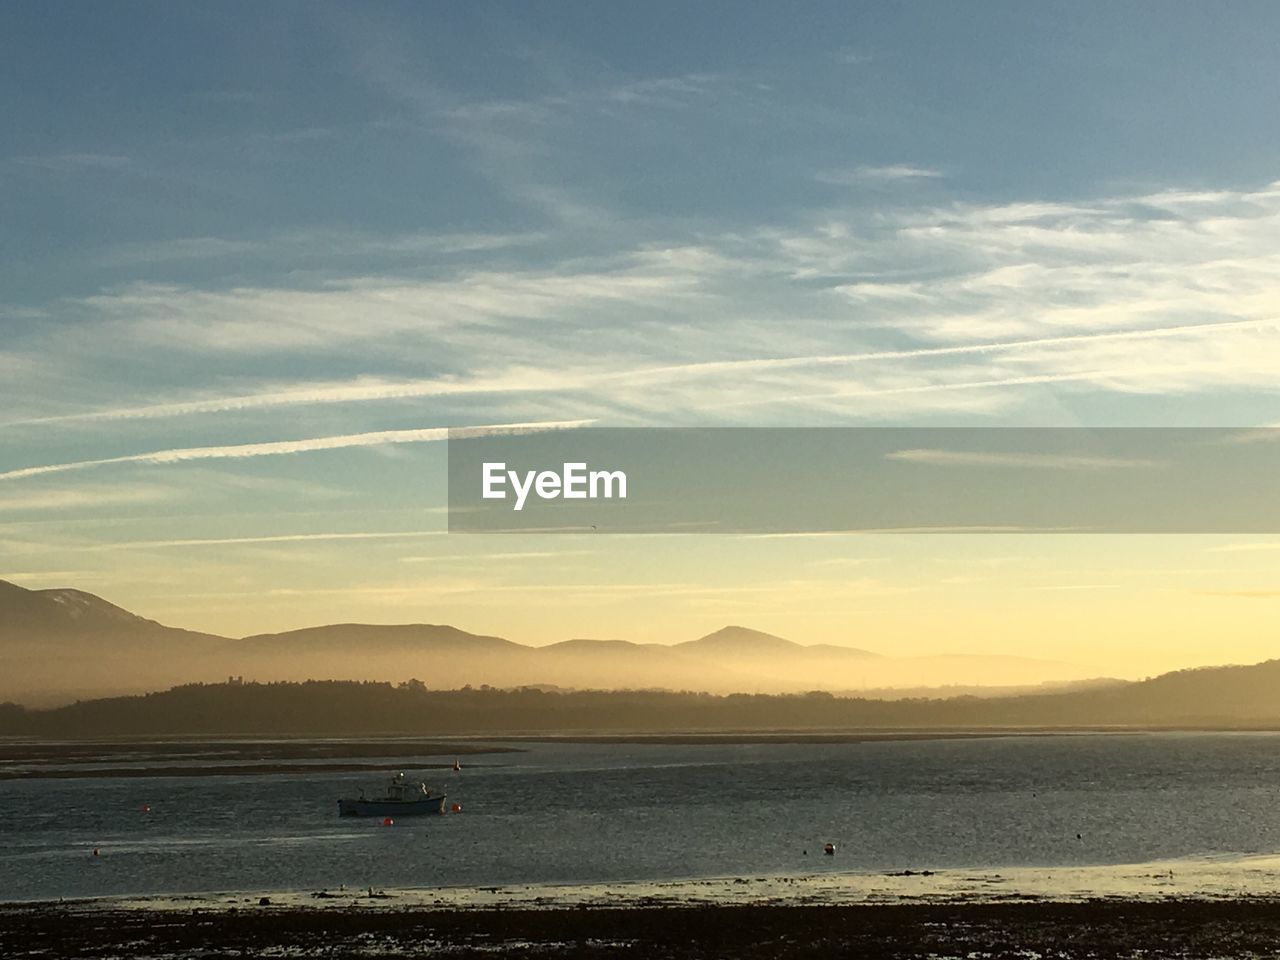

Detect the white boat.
xmin=338 ymin=772 xmax=447 ymax=817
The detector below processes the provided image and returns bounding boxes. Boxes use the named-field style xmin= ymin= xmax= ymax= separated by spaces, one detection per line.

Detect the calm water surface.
xmin=3 ymin=733 xmax=1280 ymax=901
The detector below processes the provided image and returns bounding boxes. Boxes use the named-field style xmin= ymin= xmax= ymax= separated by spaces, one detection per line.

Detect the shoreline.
xmin=13 ymin=852 xmax=1280 ymax=913
xmin=10 ymin=858 xmax=1280 ymax=957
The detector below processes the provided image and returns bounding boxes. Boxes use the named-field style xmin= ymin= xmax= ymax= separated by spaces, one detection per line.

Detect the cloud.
xmin=99 ymin=228 xmax=546 ymax=267
xmin=71 ymin=265 xmax=701 ymax=353
xmin=817 ymin=164 xmax=944 ymax=185
xmin=0 ymin=485 xmax=175 ymax=512
xmin=8 ymin=178 xmax=1280 ymax=430
xmin=1218 ymin=426 xmax=1280 ymax=444
xmin=98 ymin=531 xmax=448 ymax=550
xmin=400 ymin=550 xmax=593 ymax=563
xmin=8 ymin=318 xmax=1270 ymax=430
xmin=601 ymin=74 xmax=722 ymax=106
xmin=633 ymin=317 xmax=1275 ymax=382
xmin=833 ymin=49 xmax=874 ymax=65
xmin=0 ymin=418 xmax=593 ymax=481
xmin=885 ymin=449 xmax=1161 ymax=470
xmin=3 ymin=374 xmax=581 ymax=426
xmin=348 ymin=18 xmax=725 ymax=227
xmin=702 ymin=366 xmax=1212 ymax=415
xmin=744 ymin=526 xmax=1070 ymax=537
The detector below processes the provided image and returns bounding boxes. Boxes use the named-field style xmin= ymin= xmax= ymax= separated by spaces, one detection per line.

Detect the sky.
xmin=2 ymin=2 xmax=1279 ymax=678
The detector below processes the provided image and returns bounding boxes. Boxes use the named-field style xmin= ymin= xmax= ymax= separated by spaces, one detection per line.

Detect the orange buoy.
xmin=450 ymin=803 xmax=462 ymax=813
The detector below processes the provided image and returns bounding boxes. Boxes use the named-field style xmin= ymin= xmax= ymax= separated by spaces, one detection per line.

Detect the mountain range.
xmin=0 ymin=578 xmax=1102 ymax=705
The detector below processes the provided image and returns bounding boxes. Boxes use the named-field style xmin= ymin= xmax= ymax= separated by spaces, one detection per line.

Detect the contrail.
xmin=706 ymin=367 xmax=1183 ymax=410
xmin=2 ymin=375 xmax=571 ymax=426
xmin=627 ymin=317 xmax=1280 ymax=381
xmin=97 ymin=531 xmax=448 ymax=549
xmin=0 ymin=418 xmax=594 ymax=481
xmin=885 ymin=449 xmax=1161 ymax=470
xmin=5 ymin=317 xmax=1274 ymax=427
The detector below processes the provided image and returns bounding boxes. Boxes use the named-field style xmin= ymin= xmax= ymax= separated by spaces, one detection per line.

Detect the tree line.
xmin=4 ymin=662 xmax=1280 ymax=737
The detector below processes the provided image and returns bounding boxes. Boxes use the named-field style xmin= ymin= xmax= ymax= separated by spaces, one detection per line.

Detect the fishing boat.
xmin=337 ymin=772 xmax=447 ymax=817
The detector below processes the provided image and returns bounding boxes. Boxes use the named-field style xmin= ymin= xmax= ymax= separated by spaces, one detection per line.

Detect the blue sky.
xmin=2 ymin=3 xmax=1279 ymax=667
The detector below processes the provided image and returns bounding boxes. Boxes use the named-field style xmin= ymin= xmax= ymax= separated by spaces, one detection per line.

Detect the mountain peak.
xmin=1 ymin=579 xmax=156 ymax=635
xmin=33 ymin=588 xmax=152 ymax=626
xmin=679 ymin=625 xmax=800 ymax=652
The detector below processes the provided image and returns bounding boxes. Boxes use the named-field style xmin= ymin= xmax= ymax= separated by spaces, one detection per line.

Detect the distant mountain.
xmin=0 ymin=578 xmax=1101 ymax=705
xmin=241 ymin=623 xmax=521 ymax=653
xmin=678 ymin=626 xmax=804 ymax=654
xmin=231 ymin=618 xmax=1074 ymax=694
xmin=542 ymin=638 xmax=663 ymax=653
xmin=807 ymin=643 xmax=886 ymax=658
xmin=0 ymin=580 xmax=198 ymax=644
xmin=0 ymin=579 xmax=228 ymax=706
xmin=675 ymin=625 xmax=879 ymax=658
xmin=528 ymin=634 xmax=776 ymax=692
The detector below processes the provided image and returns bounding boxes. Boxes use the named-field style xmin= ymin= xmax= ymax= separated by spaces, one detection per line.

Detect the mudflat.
xmin=5 ymin=898 xmax=1280 ymax=959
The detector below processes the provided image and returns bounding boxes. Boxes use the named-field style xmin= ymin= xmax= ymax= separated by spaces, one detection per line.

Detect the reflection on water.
xmin=3 ymin=732 xmax=1280 ymax=901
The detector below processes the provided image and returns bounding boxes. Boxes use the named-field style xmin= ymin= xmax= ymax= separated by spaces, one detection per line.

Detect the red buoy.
xmin=450 ymin=803 xmax=462 ymax=813
xmin=382 ymin=817 xmax=394 ymax=827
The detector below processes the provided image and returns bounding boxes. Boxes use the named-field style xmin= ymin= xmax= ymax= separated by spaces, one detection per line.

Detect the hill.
xmin=3 ymin=656 xmax=1280 ymax=737
xmin=0 ymin=580 xmax=227 ymax=705
xmin=0 ymin=578 xmax=1099 ymax=704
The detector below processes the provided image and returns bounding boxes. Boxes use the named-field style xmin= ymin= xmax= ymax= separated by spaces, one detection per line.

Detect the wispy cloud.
xmin=630 ymin=318 xmax=1275 ymax=382
xmin=2 ymin=374 xmax=581 ymax=426
xmin=885 ymin=449 xmax=1161 ymax=470
xmin=70 ymin=266 xmax=700 ymax=353
xmin=99 ymin=228 xmax=546 ymax=267
xmin=817 ymin=164 xmax=943 ymax=185
xmin=400 ymin=550 xmax=593 ymax=563
xmin=0 ymin=419 xmax=593 ymax=481
xmin=98 ymin=531 xmax=448 ymax=550
xmin=744 ymin=526 xmax=1072 ymax=537
xmin=7 ymin=318 xmax=1271 ymax=429
xmin=0 ymin=485 xmax=175 ymax=512
xmin=8 ymin=180 xmax=1280 ymax=432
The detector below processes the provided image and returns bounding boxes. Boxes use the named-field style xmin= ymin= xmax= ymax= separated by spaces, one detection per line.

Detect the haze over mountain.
xmin=0 ymin=579 xmax=1101 ymax=705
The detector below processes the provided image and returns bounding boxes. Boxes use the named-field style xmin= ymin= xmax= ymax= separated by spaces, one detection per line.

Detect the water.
xmin=4 ymin=732 xmax=1280 ymax=902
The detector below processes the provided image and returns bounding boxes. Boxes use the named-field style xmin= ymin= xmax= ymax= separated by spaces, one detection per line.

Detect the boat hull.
xmin=338 ymin=795 xmax=447 ymax=817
